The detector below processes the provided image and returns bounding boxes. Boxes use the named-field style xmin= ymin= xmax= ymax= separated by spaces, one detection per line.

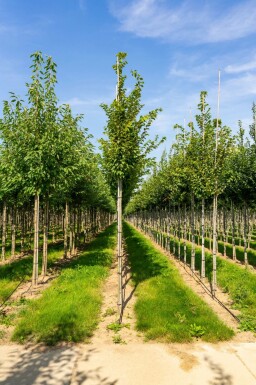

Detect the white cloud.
xmin=169 ymin=65 xmax=210 ymax=82
xmin=225 ymin=58 xmax=256 ymax=74
xmin=221 ymin=73 xmax=256 ymax=101
xmin=109 ymin=0 xmax=256 ymax=44
xmin=62 ymin=96 xmax=112 ymax=107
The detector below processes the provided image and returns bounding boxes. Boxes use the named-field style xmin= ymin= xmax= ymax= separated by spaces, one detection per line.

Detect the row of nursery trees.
xmin=126 ymin=91 xmax=256 ymax=295
xmin=0 ymin=50 xmax=164 ymax=315
xmin=0 ymin=52 xmax=115 ymax=285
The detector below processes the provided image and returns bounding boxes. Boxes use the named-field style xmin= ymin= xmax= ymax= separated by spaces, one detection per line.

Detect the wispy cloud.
xmin=61 ymin=97 xmax=104 ymax=107
xmin=225 ymin=57 xmax=256 ymax=74
xmin=61 ymin=95 xmax=114 ymax=108
xmin=109 ymin=0 xmax=256 ymax=44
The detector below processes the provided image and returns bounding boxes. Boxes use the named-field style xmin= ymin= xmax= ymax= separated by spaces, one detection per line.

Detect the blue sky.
xmin=0 ymin=0 xmax=256 ymax=159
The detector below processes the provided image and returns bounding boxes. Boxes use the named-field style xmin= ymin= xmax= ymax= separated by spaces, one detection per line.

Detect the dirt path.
xmin=91 ymin=249 xmax=142 ymax=345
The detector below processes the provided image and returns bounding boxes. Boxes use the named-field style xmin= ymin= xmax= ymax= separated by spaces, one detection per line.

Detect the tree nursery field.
xmin=0 ymin=51 xmax=256 ymax=347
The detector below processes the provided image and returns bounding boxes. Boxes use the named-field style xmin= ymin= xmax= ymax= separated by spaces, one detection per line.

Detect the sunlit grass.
xmin=12 ymin=224 xmax=117 ymax=345
xmin=124 ymin=222 xmax=234 ymax=342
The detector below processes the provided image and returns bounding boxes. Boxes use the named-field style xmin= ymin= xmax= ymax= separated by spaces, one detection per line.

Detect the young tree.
xmin=100 ymin=52 xmax=163 ymax=317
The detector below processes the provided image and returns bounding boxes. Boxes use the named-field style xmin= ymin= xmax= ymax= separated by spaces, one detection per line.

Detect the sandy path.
xmin=91 ymin=248 xmax=142 ymax=345
xmin=1 ymin=342 xmax=256 ymax=385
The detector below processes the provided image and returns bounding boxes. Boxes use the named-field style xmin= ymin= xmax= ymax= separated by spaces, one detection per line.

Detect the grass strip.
xmin=193 ymin=234 xmax=256 ymax=266
xmin=0 ymin=241 xmax=65 ymax=304
xmin=124 ymin=222 xmax=234 ymax=343
xmin=12 ymin=224 xmax=116 ymax=345
xmin=149 ymin=228 xmax=256 ymax=334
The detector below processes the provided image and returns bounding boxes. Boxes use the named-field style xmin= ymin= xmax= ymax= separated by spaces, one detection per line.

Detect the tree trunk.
xmin=117 ymin=178 xmax=123 ymax=319
xmin=231 ymin=200 xmax=236 ymax=260
xmin=32 ymin=193 xmax=40 ymax=286
xmin=64 ymin=201 xmax=69 ymax=258
xmin=42 ymin=200 xmax=49 ymax=277
xmin=1 ymin=202 xmax=7 ymax=261
xmin=201 ymin=197 xmax=205 ymax=278
xmin=212 ymin=193 xmax=218 ymax=296
xmin=72 ymin=209 xmax=76 ymax=256
xmin=183 ymin=204 xmax=187 ymax=264
xmin=191 ymin=193 xmax=195 ymax=272
xmin=11 ymin=207 xmax=16 ymax=258
xmin=20 ymin=209 xmax=25 ymax=256
xmin=243 ymin=201 xmax=248 ymax=266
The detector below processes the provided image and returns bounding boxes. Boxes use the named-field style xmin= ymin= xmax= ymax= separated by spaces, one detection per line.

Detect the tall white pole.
xmin=212 ymin=69 xmax=221 ymax=296
xmin=116 ymin=56 xmax=123 ymax=319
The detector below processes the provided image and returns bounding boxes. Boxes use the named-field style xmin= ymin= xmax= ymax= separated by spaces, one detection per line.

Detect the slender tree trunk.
xmin=191 ymin=193 xmax=195 ymax=272
xmin=183 ymin=204 xmax=187 ymax=264
xmin=32 ymin=193 xmax=40 ymax=286
xmin=178 ymin=204 xmax=181 ymax=259
xmin=212 ymin=193 xmax=218 ymax=296
xmin=42 ymin=200 xmax=49 ymax=277
xmin=72 ymin=209 xmax=76 ymax=256
xmin=231 ymin=200 xmax=236 ymax=260
xmin=223 ymin=206 xmax=227 ymax=257
xmin=11 ymin=207 xmax=16 ymax=258
xmin=20 ymin=209 xmax=25 ymax=255
xmin=52 ymin=210 xmax=56 ymax=243
xmin=243 ymin=201 xmax=248 ymax=266
xmin=1 ymin=202 xmax=7 ymax=261
xmin=201 ymin=197 xmax=205 ymax=278
xmin=117 ymin=178 xmax=123 ymax=319
xmin=64 ymin=201 xmax=69 ymax=258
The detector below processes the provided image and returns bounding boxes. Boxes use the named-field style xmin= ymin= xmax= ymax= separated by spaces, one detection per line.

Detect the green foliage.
xmin=100 ymin=52 xmax=164 ymax=206
xmin=239 ymin=315 xmax=256 ymax=333
xmin=103 ymin=307 xmax=117 ymax=317
xmin=125 ymin=90 xmax=234 ymax=212
xmin=107 ymin=322 xmax=130 ymax=333
xmin=0 ymin=51 xmax=115 ymax=213
xmin=112 ymin=334 xmax=126 ymax=344
xmin=189 ymin=323 xmax=206 ymax=338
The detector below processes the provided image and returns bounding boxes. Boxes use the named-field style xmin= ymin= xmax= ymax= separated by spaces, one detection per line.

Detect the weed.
xmin=0 ymin=313 xmax=16 ymax=326
xmin=189 ymin=324 xmax=206 ymax=338
xmin=175 ymin=312 xmax=186 ymax=323
xmin=103 ymin=307 xmax=117 ymax=317
xmin=239 ymin=315 xmax=256 ymax=333
xmin=107 ymin=322 xmax=130 ymax=333
xmin=0 ymin=329 xmax=6 ymax=339
xmin=112 ymin=334 xmax=126 ymax=344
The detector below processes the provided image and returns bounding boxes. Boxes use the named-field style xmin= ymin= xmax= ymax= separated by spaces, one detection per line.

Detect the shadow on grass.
xmin=123 ymin=222 xmax=170 ymax=286
xmin=11 ymin=224 xmax=117 ymax=345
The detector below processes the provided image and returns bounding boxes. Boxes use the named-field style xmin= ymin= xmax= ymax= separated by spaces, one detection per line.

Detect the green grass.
xmin=123 ymin=222 xmax=234 ymax=343
xmin=0 ymin=229 xmax=64 ymax=260
xmin=0 ymin=240 xmax=65 ymax=304
xmin=193 ymin=234 xmax=256 ymax=266
xmin=153 ymin=229 xmax=256 ymax=333
xmin=12 ymin=224 xmax=117 ymax=345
